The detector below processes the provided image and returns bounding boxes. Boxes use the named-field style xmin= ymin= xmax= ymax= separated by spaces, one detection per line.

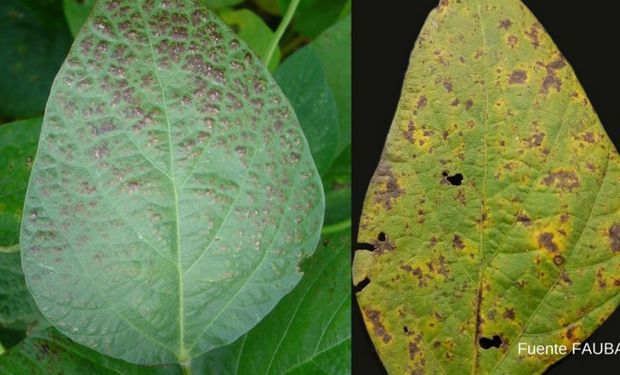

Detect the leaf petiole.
xmin=263 ymin=0 xmax=300 ymax=67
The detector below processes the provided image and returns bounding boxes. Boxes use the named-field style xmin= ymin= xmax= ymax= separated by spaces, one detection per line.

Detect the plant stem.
xmin=180 ymin=359 xmax=192 ymax=375
xmin=321 ymin=219 xmax=351 ymax=235
xmin=0 ymin=341 xmax=5 ymax=355
xmin=263 ymin=0 xmax=300 ymax=67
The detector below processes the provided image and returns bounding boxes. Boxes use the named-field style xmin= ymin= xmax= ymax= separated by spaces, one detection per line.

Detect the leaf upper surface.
xmin=21 ymin=0 xmax=323 ymax=365
xmin=354 ymin=0 xmax=620 ymax=374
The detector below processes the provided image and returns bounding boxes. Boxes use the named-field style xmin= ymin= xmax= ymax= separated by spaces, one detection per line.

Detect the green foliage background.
xmin=0 ymin=0 xmax=351 ymax=373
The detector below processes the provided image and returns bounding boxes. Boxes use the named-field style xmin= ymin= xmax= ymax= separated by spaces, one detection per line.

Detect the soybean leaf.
xmin=274 ymin=46 xmax=339 ymax=175
xmin=0 ymin=118 xmax=42 ymax=249
xmin=0 ymin=251 xmax=39 ymax=326
xmin=354 ymin=1 xmax=620 ymax=374
xmin=196 ymin=229 xmax=351 ymax=374
xmin=21 ymin=0 xmax=323 ymax=366
xmin=63 ymin=0 xmax=96 ymax=37
xmin=323 ymin=146 xmax=351 ymax=226
xmin=0 ymin=0 xmax=72 ymax=118
xmin=0 ymin=328 xmax=178 ymax=375
xmin=220 ymin=9 xmax=280 ymax=71
xmin=278 ymin=0 xmax=349 ymax=39
xmin=311 ymin=15 xmax=351 ymax=152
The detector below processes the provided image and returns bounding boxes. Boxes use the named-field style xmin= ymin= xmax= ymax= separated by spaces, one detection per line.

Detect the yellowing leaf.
xmin=354 ymin=1 xmax=620 ymax=374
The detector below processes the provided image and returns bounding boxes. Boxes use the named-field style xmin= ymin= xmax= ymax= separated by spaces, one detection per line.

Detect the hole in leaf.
xmin=354 ymin=277 xmax=371 ymax=293
xmin=479 ymin=335 xmax=502 ymax=349
xmin=442 ymin=171 xmax=463 ymax=186
xmin=355 ymin=242 xmax=376 ymax=251
xmin=403 ymin=326 xmax=409 ymax=334
xmin=378 ymin=232 xmax=386 ymax=241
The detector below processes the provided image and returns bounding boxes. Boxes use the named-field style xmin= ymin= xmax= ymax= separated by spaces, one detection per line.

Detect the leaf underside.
xmin=21 ymin=0 xmax=323 ymax=365
xmin=354 ymin=0 xmax=620 ymax=374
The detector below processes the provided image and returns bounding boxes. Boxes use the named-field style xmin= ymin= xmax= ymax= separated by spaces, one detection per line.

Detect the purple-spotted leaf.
xmin=21 ymin=0 xmax=323 ymax=366
xmin=354 ymin=0 xmax=620 ymax=374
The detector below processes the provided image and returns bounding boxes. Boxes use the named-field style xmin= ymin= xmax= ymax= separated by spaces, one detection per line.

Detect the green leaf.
xmin=0 ymin=251 xmax=39 ymax=326
xmin=253 ymin=0 xmax=280 ymax=16
xmin=311 ymin=15 xmax=351 ymax=152
xmin=63 ymin=0 xmax=96 ymax=37
xmin=274 ymin=46 xmax=339 ymax=175
xmin=323 ymin=146 xmax=351 ymax=226
xmin=196 ymin=229 xmax=350 ymax=374
xmin=278 ymin=0 xmax=348 ymax=39
xmin=0 ymin=118 xmax=42 ymax=248
xmin=220 ymin=9 xmax=281 ymax=71
xmin=201 ymin=0 xmax=245 ymax=9
xmin=21 ymin=0 xmax=323 ymax=366
xmin=354 ymin=1 xmax=620 ymax=374
xmin=0 ymin=0 xmax=72 ymax=118
xmin=0 ymin=328 xmax=179 ymax=374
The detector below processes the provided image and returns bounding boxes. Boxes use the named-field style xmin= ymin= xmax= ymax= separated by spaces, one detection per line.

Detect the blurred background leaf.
xmin=63 ymin=0 xmax=95 ymax=37
xmin=0 ymin=0 xmax=72 ymax=119
xmin=279 ymin=0 xmax=350 ymax=39
xmin=0 ymin=118 xmax=42 ymax=249
xmin=201 ymin=0 xmax=245 ymax=10
xmin=220 ymin=9 xmax=281 ymax=70
xmin=253 ymin=0 xmax=280 ymax=15
xmin=274 ymin=46 xmax=338 ymax=174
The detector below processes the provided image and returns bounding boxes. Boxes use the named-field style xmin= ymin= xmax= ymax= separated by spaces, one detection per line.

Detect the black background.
xmin=352 ymin=1 xmax=620 ymax=374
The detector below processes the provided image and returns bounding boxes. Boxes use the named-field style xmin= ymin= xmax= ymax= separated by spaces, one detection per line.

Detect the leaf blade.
xmin=354 ymin=1 xmax=620 ymax=374
xmin=21 ymin=0 xmax=323 ymax=365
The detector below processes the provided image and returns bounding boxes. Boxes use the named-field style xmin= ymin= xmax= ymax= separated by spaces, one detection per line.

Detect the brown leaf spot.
xmin=508 ymin=70 xmax=527 ymax=84
xmin=417 ymin=95 xmax=428 ymax=109
xmin=364 ymin=308 xmax=392 ymax=343
xmin=553 ymin=255 xmax=565 ymax=266
xmin=507 ymin=35 xmax=518 ymax=48
xmin=373 ymin=161 xmax=402 ymax=210
xmin=455 ymin=190 xmax=466 ymax=205
xmin=581 ymin=132 xmax=596 ymax=143
xmin=542 ymin=170 xmax=580 ymax=192
xmin=503 ymin=308 xmax=515 ymax=320
xmin=608 ymin=224 xmax=620 ymax=252
xmin=499 ymin=19 xmax=512 ymax=30
xmin=409 ymin=340 xmax=421 ymax=360
xmin=538 ymin=232 xmax=558 ymax=252
xmin=464 ymin=99 xmax=473 ymax=110
xmin=524 ymin=23 xmax=541 ymax=48
xmin=443 ymin=79 xmax=453 ymax=92
xmin=403 ymin=120 xmax=416 ymax=143
xmin=540 ymin=58 xmax=566 ymax=95
xmin=451 ymin=98 xmax=460 ymax=106
xmin=516 ymin=214 xmax=531 ymax=226
xmin=452 ymin=234 xmax=465 ymax=250
xmin=524 ymin=132 xmax=544 ymax=148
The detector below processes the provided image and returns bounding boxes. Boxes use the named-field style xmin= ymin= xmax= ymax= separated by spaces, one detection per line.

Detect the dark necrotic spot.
xmin=378 ymin=232 xmax=386 ymax=242
xmin=355 ymin=242 xmax=375 ymax=251
xmin=479 ymin=335 xmax=502 ymax=349
xmin=403 ymin=326 xmax=409 ymax=334
xmin=354 ymin=277 xmax=371 ymax=293
xmin=443 ymin=171 xmax=463 ymax=186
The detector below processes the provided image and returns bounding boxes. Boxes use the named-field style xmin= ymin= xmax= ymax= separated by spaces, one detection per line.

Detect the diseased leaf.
xmin=0 ymin=118 xmax=42 ymax=248
xmin=274 ymin=46 xmax=339 ymax=174
xmin=311 ymin=15 xmax=351 ymax=152
xmin=21 ymin=0 xmax=323 ymax=366
xmin=0 ymin=328 xmax=178 ymax=375
xmin=63 ymin=0 xmax=96 ymax=37
xmin=0 ymin=0 xmax=72 ymax=118
xmin=220 ymin=9 xmax=281 ymax=71
xmin=0 ymin=251 xmax=39 ymax=326
xmin=354 ymin=1 xmax=620 ymax=374
xmin=196 ymin=229 xmax=350 ymax=374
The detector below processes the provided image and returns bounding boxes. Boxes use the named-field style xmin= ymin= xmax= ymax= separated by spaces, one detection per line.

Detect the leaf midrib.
xmin=139 ymin=8 xmax=187 ymax=361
